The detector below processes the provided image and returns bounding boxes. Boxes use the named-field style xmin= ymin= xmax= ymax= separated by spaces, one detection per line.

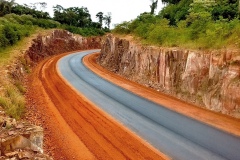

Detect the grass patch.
xmin=0 ymin=29 xmax=36 ymax=65
xmin=0 ymin=86 xmax=26 ymax=120
xmin=6 ymin=103 xmax=25 ymax=120
xmin=15 ymin=81 xmax=26 ymax=94
xmin=0 ymin=96 xmax=10 ymax=109
xmin=0 ymin=25 xmax=40 ymax=120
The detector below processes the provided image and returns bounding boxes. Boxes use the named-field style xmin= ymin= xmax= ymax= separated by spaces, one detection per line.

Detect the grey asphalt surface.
xmin=58 ymin=50 xmax=240 ymax=160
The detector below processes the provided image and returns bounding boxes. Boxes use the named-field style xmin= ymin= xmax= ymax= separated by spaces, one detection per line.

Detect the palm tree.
xmin=7 ymin=0 xmax=15 ymax=13
xmin=0 ymin=0 xmax=15 ymax=16
xmin=103 ymin=12 xmax=111 ymax=29
xmin=96 ymin=12 xmax=103 ymax=28
xmin=39 ymin=2 xmax=47 ymax=11
xmin=150 ymin=0 xmax=158 ymax=15
xmin=0 ymin=0 xmax=7 ymax=16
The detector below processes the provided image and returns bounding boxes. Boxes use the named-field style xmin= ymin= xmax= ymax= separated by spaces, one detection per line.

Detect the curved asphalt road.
xmin=58 ymin=50 xmax=240 ymax=160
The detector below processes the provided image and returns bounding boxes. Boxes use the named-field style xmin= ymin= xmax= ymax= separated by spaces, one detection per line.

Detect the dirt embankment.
xmin=26 ymin=29 xmax=101 ymax=63
xmin=98 ymin=34 xmax=240 ymax=118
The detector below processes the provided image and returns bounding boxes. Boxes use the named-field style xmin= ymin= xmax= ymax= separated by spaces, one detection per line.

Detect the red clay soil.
xmin=84 ymin=53 xmax=240 ymax=137
xmin=26 ymin=51 xmax=168 ymax=160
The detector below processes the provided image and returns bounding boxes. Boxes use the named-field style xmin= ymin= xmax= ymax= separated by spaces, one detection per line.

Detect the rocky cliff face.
xmin=98 ymin=34 xmax=240 ymax=118
xmin=27 ymin=29 xmax=101 ymax=62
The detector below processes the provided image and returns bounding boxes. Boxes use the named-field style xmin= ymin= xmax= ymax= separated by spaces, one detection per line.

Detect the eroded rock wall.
xmin=98 ymin=34 xmax=240 ymax=118
xmin=27 ymin=29 xmax=101 ymax=62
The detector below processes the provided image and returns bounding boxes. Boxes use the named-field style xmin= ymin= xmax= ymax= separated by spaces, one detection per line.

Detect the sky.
xmin=14 ymin=0 xmax=164 ymax=28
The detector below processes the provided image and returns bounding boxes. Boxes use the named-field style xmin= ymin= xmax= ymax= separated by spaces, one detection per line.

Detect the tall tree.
xmin=211 ymin=0 xmax=238 ymax=20
xmin=159 ymin=0 xmax=192 ymax=25
xmin=239 ymin=0 xmax=240 ymax=14
xmin=96 ymin=12 xmax=104 ymax=28
xmin=0 ymin=0 xmax=8 ymax=16
xmin=0 ymin=0 xmax=15 ymax=16
xmin=38 ymin=2 xmax=47 ymax=11
xmin=103 ymin=12 xmax=111 ymax=29
xmin=150 ymin=0 xmax=158 ymax=14
xmin=11 ymin=3 xmax=50 ymax=19
xmin=53 ymin=5 xmax=64 ymax=23
xmin=53 ymin=5 xmax=93 ymax=27
xmin=161 ymin=0 xmax=180 ymax=4
xmin=53 ymin=4 xmax=64 ymax=13
xmin=7 ymin=0 xmax=15 ymax=13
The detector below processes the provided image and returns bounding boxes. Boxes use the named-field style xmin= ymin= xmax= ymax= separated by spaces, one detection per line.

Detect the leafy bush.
xmin=0 ymin=14 xmax=60 ymax=50
xmin=113 ymin=21 xmax=131 ymax=34
xmin=3 ymin=24 xmax=18 ymax=45
xmin=113 ymin=0 xmax=240 ymax=49
xmin=0 ymin=27 xmax=9 ymax=48
xmin=33 ymin=19 xmax=60 ymax=29
xmin=61 ymin=25 xmax=105 ymax=36
xmin=0 ymin=14 xmax=105 ymax=50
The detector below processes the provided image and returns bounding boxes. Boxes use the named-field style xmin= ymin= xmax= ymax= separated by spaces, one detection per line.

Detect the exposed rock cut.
xmin=26 ymin=29 xmax=101 ymax=62
xmin=98 ymin=34 xmax=240 ymax=118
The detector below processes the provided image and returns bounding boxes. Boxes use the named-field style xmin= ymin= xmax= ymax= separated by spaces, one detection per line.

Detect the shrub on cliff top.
xmin=0 ymin=14 xmax=105 ymax=50
xmin=0 ymin=14 xmax=56 ymax=49
xmin=113 ymin=14 xmax=240 ymax=49
xmin=113 ymin=1 xmax=240 ymax=49
xmin=61 ymin=25 xmax=105 ymax=36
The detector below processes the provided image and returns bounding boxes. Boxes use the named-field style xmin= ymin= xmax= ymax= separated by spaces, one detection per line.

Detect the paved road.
xmin=58 ymin=50 xmax=240 ymax=160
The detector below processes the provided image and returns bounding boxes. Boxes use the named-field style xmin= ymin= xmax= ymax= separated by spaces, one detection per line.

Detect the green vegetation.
xmin=0 ymin=27 xmax=43 ymax=119
xmin=15 ymin=81 xmax=26 ymax=94
xmin=0 ymin=0 xmax=111 ymax=44
xmin=0 ymin=14 xmax=59 ymax=50
xmin=53 ymin=5 xmax=111 ymax=33
xmin=0 ymin=85 xmax=26 ymax=120
xmin=150 ymin=0 xmax=159 ymax=15
xmin=5 ymin=86 xmax=25 ymax=120
xmin=113 ymin=0 xmax=240 ymax=49
xmin=60 ymin=25 xmax=105 ymax=36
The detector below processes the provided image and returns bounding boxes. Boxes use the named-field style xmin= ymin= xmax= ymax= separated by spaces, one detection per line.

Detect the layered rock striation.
xmin=98 ymin=34 xmax=240 ymax=118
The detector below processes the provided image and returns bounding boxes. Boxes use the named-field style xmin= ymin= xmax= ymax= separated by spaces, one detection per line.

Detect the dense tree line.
xmin=159 ymin=0 xmax=239 ymax=25
xmin=0 ymin=0 xmax=50 ymax=19
xmin=0 ymin=0 xmax=112 ymax=30
xmin=53 ymin=4 xmax=111 ymax=30
xmin=113 ymin=0 xmax=240 ymax=49
xmin=0 ymin=0 xmax=113 ymax=49
xmin=0 ymin=0 xmax=112 ymax=50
